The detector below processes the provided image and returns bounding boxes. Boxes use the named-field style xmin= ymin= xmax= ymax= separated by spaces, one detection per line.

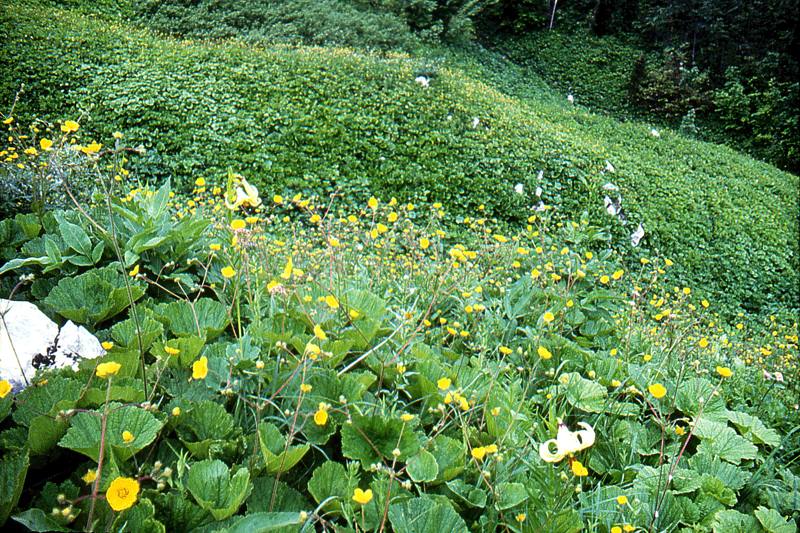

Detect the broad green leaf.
xmin=445 ymin=479 xmax=487 ymax=508
xmin=28 ymin=415 xmax=68 ymax=455
xmin=257 ymin=422 xmax=310 ymax=475
xmin=307 ymin=460 xmax=358 ymax=512
xmin=676 ymin=378 xmax=727 ymax=422
xmin=406 ymin=449 xmax=438 ymax=483
xmin=111 ymin=313 xmax=164 ymax=351
xmin=0 ymin=447 xmax=29 ymax=525
xmin=754 ymin=506 xmax=797 ymax=533
xmin=711 ymin=509 xmax=760 ymax=532
xmin=388 ymin=496 xmax=468 ymax=533
xmin=696 ymin=426 xmax=758 ymax=465
xmin=150 ymin=492 xmax=212 ymax=532
xmin=430 ymin=434 xmax=465 ymax=483
xmin=227 ymin=512 xmax=303 ymax=533
xmin=247 ymin=477 xmax=309 ymax=513
xmin=727 ymin=411 xmax=781 ymax=447
xmin=58 ymin=217 xmax=92 ymax=257
xmin=11 ymin=509 xmax=70 ymax=532
xmin=557 ymin=372 xmax=608 ymax=413
xmin=59 ymin=403 xmax=163 ymax=462
xmin=186 ymin=459 xmax=252 ymax=521
xmin=688 ymin=453 xmax=750 ymax=491
xmin=495 ymin=482 xmax=528 ymax=510
xmin=112 ymin=497 xmax=165 ymax=533
xmin=341 ymin=413 xmax=420 ymax=467
xmin=157 ymin=298 xmax=229 ymax=340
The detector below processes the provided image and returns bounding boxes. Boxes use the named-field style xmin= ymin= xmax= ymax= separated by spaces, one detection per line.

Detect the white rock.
xmin=535 ymin=186 xmax=543 ymax=197
xmin=536 ymin=170 xmax=544 ymax=181
xmin=471 ymin=117 xmax=480 ymax=129
xmin=602 ymin=182 xmax=619 ymax=192
xmin=52 ymin=320 xmax=105 ymax=370
xmin=567 ymin=94 xmax=574 ymax=104
xmin=0 ymin=299 xmax=59 ymax=388
xmin=650 ymin=128 xmax=660 ymax=137
xmin=605 ymin=160 xmax=615 ymax=173
xmin=514 ymin=183 xmax=524 ymax=195
xmin=414 ymin=75 xmax=430 ymax=87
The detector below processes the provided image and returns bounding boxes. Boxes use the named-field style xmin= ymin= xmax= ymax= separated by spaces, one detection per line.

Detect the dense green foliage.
xmin=1 ymin=1 xmax=797 ymax=312
xmin=480 ymin=0 xmax=800 ymax=172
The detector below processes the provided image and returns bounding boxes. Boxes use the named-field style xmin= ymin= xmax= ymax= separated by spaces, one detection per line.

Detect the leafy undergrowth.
xmin=0 ymin=127 xmax=797 ymax=532
xmin=0 ymin=1 xmax=798 ymax=312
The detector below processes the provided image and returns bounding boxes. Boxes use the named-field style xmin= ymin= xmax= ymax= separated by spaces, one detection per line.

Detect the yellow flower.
xmin=716 ymin=366 xmax=733 ymax=378
xmin=571 ymin=459 xmax=589 ymax=477
xmin=221 ymin=266 xmax=236 ymax=279
xmin=273 ymin=194 xmax=283 ymax=204
xmin=300 ymin=383 xmax=312 ymax=393
xmin=280 ymin=257 xmax=293 ymax=280
xmin=623 ymin=526 xmax=635 ymax=532
xmin=328 ymin=237 xmax=340 ymax=247
xmin=516 ymin=513 xmax=527 ymax=523
xmin=313 ymin=324 xmax=327 ymax=341
xmin=600 ymin=275 xmax=610 ymax=284
xmin=698 ymin=338 xmax=709 ymax=348
xmin=164 ymin=345 xmax=180 ymax=356
xmin=0 ymin=380 xmax=12 ymax=398
xmin=543 ymin=312 xmax=555 ymax=324
xmin=471 ymin=446 xmax=487 ymax=460
xmin=192 ymin=356 xmax=208 ymax=380
xmin=388 ymin=212 xmax=398 ymax=222
xmin=40 ymin=138 xmax=53 ymax=150
xmin=400 ymin=413 xmax=414 ymax=422
xmin=113 ymin=131 xmax=123 ymax=139
xmin=128 ymin=264 xmax=140 ymax=277
xmin=675 ymin=425 xmax=686 ymax=436
xmin=420 ymin=237 xmax=431 ymax=250
xmin=210 ymin=243 xmax=221 ymax=251
xmin=537 ymin=346 xmax=553 ymax=360
xmin=122 ymin=430 xmax=134 ymax=443
xmin=499 ymin=346 xmax=512 ymax=355
xmin=82 ymin=469 xmax=97 ymax=485
xmin=195 ymin=177 xmax=206 ymax=187
xmin=352 ymin=488 xmax=373 ymax=505
xmin=231 ymin=219 xmax=246 ymax=230
xmin=224 ymin=175 xmax=261 ymax=210
xmin=80 ymin=141 xmax=102 ymax=155
xmin=3 ymin=116 xmax=13 ymax=124
xmin=616 ymin=495 xmax=628 ymax=505
xmin=611 ymin=527 xmax=622 ymax=533
xmin=106 ymin=477 xmax=140 ymax=511
xmin=313 ymin=403 xmax=329 ymax=426
xmin=437 ymin=377 xmax=451 ymax=390
xmin=171 ymin=407 xmax=181 ymax=417
xmin=101 ymin=341 xmax=114 ymax=350
xmin=324 ymin=295 xmax=339 ymax=309
xmin=683 ymin=287 xmax=691 ymax=295
xmin=367 ymin=197 xmax=378 ymax=210
xmin=96 ymin=362 xmax=122 ymax=379
xmin=612 ymin=269 xmax=624 ymax=280
xmin=648 ymin=383 xmax=667 ymax=399
xmin=61 ymin=120 xmax=80 ymax=133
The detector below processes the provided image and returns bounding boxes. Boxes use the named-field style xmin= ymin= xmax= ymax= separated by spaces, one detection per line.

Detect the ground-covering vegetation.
xmin=0 ymin=124 xmax=797 ymax=532
xmin=1 ymin=1 xmax=797 ymax=313
xmin=0 ymin=0 xmax=798 ymax=531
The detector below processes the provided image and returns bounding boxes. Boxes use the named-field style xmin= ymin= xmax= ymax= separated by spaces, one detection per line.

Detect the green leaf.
xmin=247 ymin=477 xmax=309 ymax=513
xmin=12 ymin=376 xmax=82 ymax=427
xmin=11 ymin=509 xmax=70 ymax=532
xmin=676 ymin=378 xmax=727 ymax=422
xmin=59 ymin=403 xmax=163 ymax=462
xmin=696 ymin=425 xmax=758 ymax=465
xmin=341 ymin=413 xmax=420 ymax=467
xmin=257 ymin=423 xmax=310 ymax=475
xmin=495 ymin=482 xmax=528 ymax=510
xmin=111 ymin=313 xmax=164 ymax=351
xmin=711 ymin=509 xmax=760 ymax=532
xmin=754 ymin=506 xmax=797 ymax=533
xmin=388 ymin=496 xmax=468 ymax=533
xmin=227 ymin=512 xmax=303 ymax=533
xmin=430 ymin=434 xmax=465 ymax=483
xmin=28 ymin=415 xmax=68 ymax=455
xmin=307 ymin=460 xmax=358 ymax=512
xmin=112 ymin=497 xmax=165 ymax=533
xmin=58 ymin=216 xmax=92 ymax=257
xmin=445 ymin=479 xmax=487 ymax=508
xmin=556 ymin=372 xmax=608 ymax=413
xmin=406 ymin=449 xmax=438 ymax=483
xmin=727 ymin=411 xmax=781 ymax=447
xmin=186 ymin=459 xmax=252 ymax=521
xmin=44 ymin=266 xmax=145 ymax=326
xmin=157 ymin=298 xmax=229 ymax=340
xmin=0 ymin=447 xmax=29 ymax=525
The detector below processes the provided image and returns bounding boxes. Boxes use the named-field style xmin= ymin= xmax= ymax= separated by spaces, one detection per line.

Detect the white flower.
xmin=514 ymin=183 xmax=524 ymax=195
xmin=605 ymin=160 xmax=615 ymax=173
xmin=471 ymin=117 xmax=480 ymax=129
xmin=535 ymin=186 xmax=543 ymax=197
xmin=536 ymin=170 xmax=544 ymax=181
xmin=604 ymin=195 xmax=621 ymax=216
xmin=602 ymin=182 xmax=619 ymax=192
xmin=567 ymin=94 xmax=574 ymax=104
xmin=650 ymin=128 xmax=660 ymax=137
xmin=631 ymin=222 xmax=645 ymax=247
xmin=415 ymin=76 xmax=430 ymax=88
xmin=539 ymin=421 xmax=595 ymax=463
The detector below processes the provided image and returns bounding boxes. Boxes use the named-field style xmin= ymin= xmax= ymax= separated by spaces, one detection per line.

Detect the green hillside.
xmin=1 ymin=1 xmax=797 ymax=311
